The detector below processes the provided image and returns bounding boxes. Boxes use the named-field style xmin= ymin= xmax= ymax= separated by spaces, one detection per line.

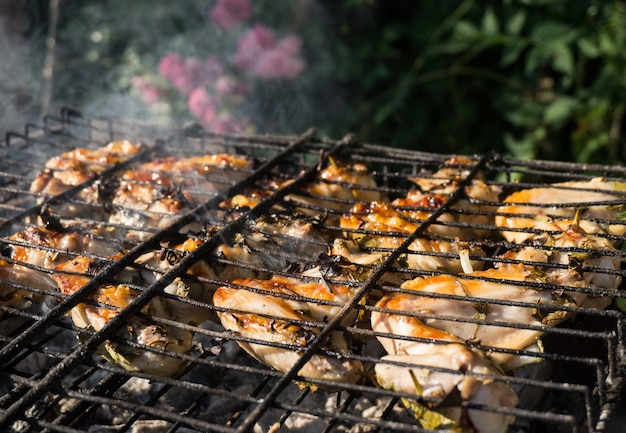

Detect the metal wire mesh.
xmin=0 ymin=108 xmax=624 ymax=433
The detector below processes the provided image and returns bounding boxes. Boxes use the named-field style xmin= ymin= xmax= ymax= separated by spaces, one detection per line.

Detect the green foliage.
xmin=329 ymin=0 xmax=626 ymax=164
xmin=22 ymin=0 xmax=626 ymax=164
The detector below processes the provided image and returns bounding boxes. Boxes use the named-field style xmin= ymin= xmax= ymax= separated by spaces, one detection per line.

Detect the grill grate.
xmin=0 ymin=109 xmax=625 ymax=433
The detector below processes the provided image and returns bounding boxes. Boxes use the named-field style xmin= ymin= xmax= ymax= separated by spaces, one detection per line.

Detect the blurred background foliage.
xmin=9 ymin=0 xmax=626 ymax=165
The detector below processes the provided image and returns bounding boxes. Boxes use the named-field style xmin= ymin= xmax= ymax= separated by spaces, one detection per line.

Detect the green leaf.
xmin=578 ymin=37 xmax=600 ymax=58
xmin=524 ymin=45 xmax=545 ymax=76
xmin=551 ymin=42 xmax=575 ymax=81
xmin=543 ymin=96 xmax=578 ymax=124
xmin=482 ymin=6 xmax=499 ymax=35
xmin=506 ymin=9 xmax=527 ymax=35
xmin=504 ymin=132 xmax=537 ymax=161
xmin=501 ymin=39 xmax=528 ymax=67
xmin=401 ymin=398 xmax=459 ymax=431
xmin=530 ymin=21 xmax=575 ymax=42
xmin=454 ymin=20 xmax=480 ymax=38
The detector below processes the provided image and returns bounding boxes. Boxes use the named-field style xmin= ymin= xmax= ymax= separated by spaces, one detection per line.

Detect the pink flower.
xmin=252 ymin=48 xmax=305 ymax=79
xmin=234 ymin=27 xmax=305 ymax=79
xmin=159 ymin=54 xmax=225 ymax=95
xmin=275 ymin=35 xmax=302 ymax=56
xmin=158 ymin=53 xmax=185 ymax=82
xmin=203 ymin=57 xmax=225 ymax=81
xmin=210 ymin=0 xmax=252 ymax=30
xmin=188 ymin=87 xmax=217 ymax=125
xmin=130 ymin=76 xmax=161 ymax=105
xmin=234 ymin=24 xmax=277 ymax=70
xmin=214 ymin=75 xmax=237 ymax=95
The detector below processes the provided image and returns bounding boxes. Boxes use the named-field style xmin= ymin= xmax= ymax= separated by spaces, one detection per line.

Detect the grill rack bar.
xmin=0 ymin=109 xmax=624 ymax=432
xmin=0 ymin=127 xmax=332 ymax=429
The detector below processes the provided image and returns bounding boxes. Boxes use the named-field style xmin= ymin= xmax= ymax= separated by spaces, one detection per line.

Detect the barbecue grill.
xmin=0 ymin=108 xmax=624 ymax=433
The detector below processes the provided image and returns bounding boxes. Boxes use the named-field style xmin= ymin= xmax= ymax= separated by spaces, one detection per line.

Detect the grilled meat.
xmin=213 ymin=275 xmax=363 ymax=389
xmin=52 ymin=256 xmax=202 ymax=375
xmin=30 ymin=140 xmax=143 ymax=198
xmin=341 ymin=201 xmax=485 ymax=274
xmin=374 ymin=222 xmax=622 ymax=369
xmin=108 ymin=153 xmax=252 ymax=239
xmin=397 ymin=156 xmax=501 ymax=241
xmin=283 ymin=159 xmax=383 ymax=219
xmin=5 ymin=225 xmax=120 ymax=270
xmin=496 ymin=177 xmax=626 ymax=243
xmin=0 ymin=261 xmax=57 ymax=318
xmin=372 ymin=292 xmax=517 ymax=433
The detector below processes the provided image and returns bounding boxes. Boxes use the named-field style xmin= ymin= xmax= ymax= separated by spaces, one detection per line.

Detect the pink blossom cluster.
xmin=187 ymin=87 xmax=251 ymax=133
xmin=234 ymin=25 xmax=305 ymax=79
xmin=131 ymin=0 xmax=306 ymax=133
xmin=209 ymin=0 xmax=252 ymax=31
xmin=158 ymin=53 xmax=224 ymax=96
xmin=153 ymin=51 xmax=251 ymax=132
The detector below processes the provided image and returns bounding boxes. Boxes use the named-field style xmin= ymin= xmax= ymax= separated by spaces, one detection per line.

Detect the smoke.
xmin=0 ymin=5 xmax=37 ymax=139
xmin=0 ymin=1 xmax=347 ymax=140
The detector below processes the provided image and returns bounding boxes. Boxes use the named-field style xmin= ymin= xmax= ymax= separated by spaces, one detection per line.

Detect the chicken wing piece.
xmin=393 ymin=156 xmax=502 ymax=242
xmin=213 ymin=275 xmax=363 ymax=389
xmin=30 ymin=140 xmax=142 ymax=197
xmin=282 ymin=159 xmax=383 ymax=219
xmin=108 ymin=153 xmax=252 ymax=240
xmin=372 ymin=303 xmax=517 ymax=433
xmin=409 ymin=156 xmax=480 ymax=194
xmin=393 ymin=183 xmax=499 ymax=241
xmin=108 ymin=182 xmax=190 ymax=240
xmin=341 ymin=201 xmax=485 ymax=274
xmin=5 ymin=225 xmax=120 ymax=270
xmin=0 ymin=261 xmax=58 ymax=318
xmin=52 ymin=256 xmax=197 ymax=376
xmin=375 ymin=223 xmax=621 ymax=370
xmin=496 ymin=177 xmax=626 ymax=243
xmin=136 ymin=153 xmax=252 ymax=191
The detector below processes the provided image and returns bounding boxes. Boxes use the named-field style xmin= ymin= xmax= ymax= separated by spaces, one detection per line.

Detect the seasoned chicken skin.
xmin=52 ymin=256 xmax=198 ymax=376
xmin=496 ymin=177 xmax=626 ymax=243
xmin=341 ymin=201 xmax=485 ymax=274
xmin=283 ymin=159 xmax=383 ymax=219
xmin=30 ymin=140 xmax=143 ymax=197
xmin=397 ymin=156 xmax=501 ymax=241
xmin=214 ymin=275 xmax=363 ymax=388
xmin=374 ymin=222 xmax=621 ymax=368
xmin=0 ymin=260 xmax=57 ymax=317
xmin=108 ymin=153 xmax=251 ymax=239
xmin=6 ymin=225 xmax=119 ymax=270
xmin=372 ymin=303 xmax=518 ymax=433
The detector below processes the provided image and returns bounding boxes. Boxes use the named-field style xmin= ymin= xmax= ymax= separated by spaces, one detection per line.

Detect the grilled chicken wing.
xmin=341 ymin=201 xmax=485 ymax=274
xmin=108 ymin=183 xmax=190 ymax=239
xmin=374 ymin=222 xmax=621 ymax=369
xmin=30 ymin=140 xmax=142 ymax=198
xmin=0 ymin=261 xmax=58 ymax=318
xmin=52 ymin=256 xmax=200 ymax=375
xmin=496 ymin=177 xmax=626 ymax=243
xmin=397 ymin=156 xmax=500 ymax=241
xmin=372 ymin=303 xmax=517 ymax=433
xmin=393 ymin=184 xmax=499 ymax=241
xmin=213 ymin=275 xmax=363 ymax=388
xmin=108 ymin=153 xmax=251 ymax=239
xmin=6 ymin=225 xmax=120 ymax=270
xmin=135 ymin=153 xmax=251 ymax=191
xmin=283 ymin=159 xmax=383 ymax=219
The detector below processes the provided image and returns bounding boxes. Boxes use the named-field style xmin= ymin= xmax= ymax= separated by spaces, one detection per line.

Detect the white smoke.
xmin=0 ymin=7 xmax=36 ymax=139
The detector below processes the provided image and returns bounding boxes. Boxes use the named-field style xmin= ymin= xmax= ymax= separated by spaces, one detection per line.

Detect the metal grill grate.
xmin=0 ymin=109 xmax=625 ymax=433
